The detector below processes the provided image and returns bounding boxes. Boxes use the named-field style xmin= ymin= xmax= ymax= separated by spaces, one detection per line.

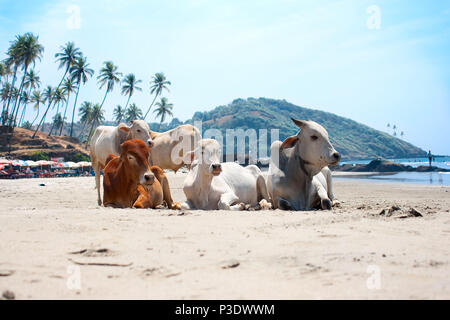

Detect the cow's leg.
xmin=218 ymin=192 xmax=244 ymax=211
xmin=92 ymin=159 xmax=102 ymax=206
xmin=323 ymin=168 xmax=339 ymax=207
xmin=151 ymin=166 xmax=180 ymax=209
xmin=256 ymin=174 xmax=272 ymax=210
xmin=277 ymin=196 xmax=294 ymax=210
xmin=316 ymin=183 xmax=332 ymax=210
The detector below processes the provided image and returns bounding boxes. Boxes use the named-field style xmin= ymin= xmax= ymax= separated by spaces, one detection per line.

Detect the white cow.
xmin=266 ymin=118 xmax=341 ymax=210
xmin=90 ymin=120 xmax=154 ymax=205
xmin=148 ymin=124 xmax=201 ymax=172
xmin=181 ymin=139 xmax=271 ymax=210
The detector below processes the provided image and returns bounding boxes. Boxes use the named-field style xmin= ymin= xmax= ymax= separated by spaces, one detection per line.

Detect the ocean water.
xmin=337 ymin=156 xmax=450 ymax=186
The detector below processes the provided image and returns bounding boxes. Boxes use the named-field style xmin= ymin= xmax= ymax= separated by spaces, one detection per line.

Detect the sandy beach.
xmin=0 ymin=173 xmax=449 ymax=300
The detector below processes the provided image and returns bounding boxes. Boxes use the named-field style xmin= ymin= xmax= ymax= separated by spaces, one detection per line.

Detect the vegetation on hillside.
xmin=185 ymin=98 xmax=426 ymax=160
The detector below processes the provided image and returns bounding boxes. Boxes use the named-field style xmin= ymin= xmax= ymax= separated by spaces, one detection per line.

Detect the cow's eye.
xmin=137 ymin=129 xmax=141 ymax=133
xmin=311 ymin=135 xmax=318 ymax=141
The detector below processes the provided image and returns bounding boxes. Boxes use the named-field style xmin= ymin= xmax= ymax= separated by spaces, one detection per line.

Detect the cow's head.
xmin=184 ymin=139 xmax=222 ymax=176
xmin=119 ymin=139 xmax=155 ymax=186
xmin=119 ymin=120 xmax=154 ymax=148
xmin=281 ymin=118 xmax=340 ymax=175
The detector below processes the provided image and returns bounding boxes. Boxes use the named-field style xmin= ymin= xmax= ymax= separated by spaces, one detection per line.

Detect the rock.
xmin=221 ymin=259 xmax=240 ymax=269
xmin=408 ymin=208 xmax=423 ymax=217
xmin=2 ymin=290 xmax=15 ymax=300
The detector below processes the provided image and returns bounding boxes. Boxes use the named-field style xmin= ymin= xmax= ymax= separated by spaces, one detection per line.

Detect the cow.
xmin=90 ymin=120 xmax=154 ymax=205
xmin=181 ymin=139 xmax=271 ymax=210
xmin=266 ymin=118 xmax=341 ymax=211
xmin=102 ymin=139 xmax=180 ymax=209
xmin=148 ymin=124 xmax=201 ymax=172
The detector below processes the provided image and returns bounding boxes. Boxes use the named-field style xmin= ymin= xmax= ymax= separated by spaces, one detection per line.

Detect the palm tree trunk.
xmin=30 ymin=105 xmax=40 ymax=127
xmin=32 ymin=100 xmax=53 ymax=139
xmin=48 ymin=102 xmax=61 ymax=136
xmin=18 ymin=105 xmax=26 ymax=127
xmin=99 ymin=88 xmax=108 ymax=109
xmin=69 ymin=86 xmax=80 ymax=137
xmin=77 ymin=121 xmax=87 ymax=139
xmin=124 ymin=94 xmax=131 ymax=110
xmin=10 ymin=65 xmax=28 ymax=128
xmin=59 ymin=93 xmax=71 ymax=136
xmin=3 ymin=66 xmax=18 ymax=125
xmin=143 ymin=94 xmax=158 ymax=120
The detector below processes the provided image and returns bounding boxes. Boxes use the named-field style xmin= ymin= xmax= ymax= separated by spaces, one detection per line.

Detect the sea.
xmin=337 ymin=156 xmax=450 ymax=186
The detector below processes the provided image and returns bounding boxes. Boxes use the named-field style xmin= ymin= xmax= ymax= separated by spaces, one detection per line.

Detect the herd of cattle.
xmin=90 ymin=118 xmax=341 ymax=211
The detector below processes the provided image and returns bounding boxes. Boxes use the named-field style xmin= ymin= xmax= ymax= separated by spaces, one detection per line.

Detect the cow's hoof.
xmin=98 ymin=200 xmax=102 ymax=206
xmin=321 ymin=199 xmax=332 ymax=210
xmin=332 ymin=199 xmax=340 ymax=207
xmin=172 ymin=202 xmax=182 ymax=210
xmin=259 ymin=199 xmax=272 ymax=210
xmin=278 ymin=198 xmax=293 ymax=210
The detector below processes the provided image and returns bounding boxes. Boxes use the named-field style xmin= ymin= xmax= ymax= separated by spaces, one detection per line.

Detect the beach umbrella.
xmin=76 ymin=161 xmax=91 ymax=167
xmin=65 ymin=162 xmax=78 ymax=168
xmin=24 ymin=160 xmax=38 ymax=167
xmin=0 ymin=159 xmax=12 ymax=165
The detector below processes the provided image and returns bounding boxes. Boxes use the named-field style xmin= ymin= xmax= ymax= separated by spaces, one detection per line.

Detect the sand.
xmin=0 ymin=173 xmax=449 ymax=299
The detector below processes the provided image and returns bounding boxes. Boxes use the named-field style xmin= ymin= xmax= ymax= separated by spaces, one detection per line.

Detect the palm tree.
xmin=48 ymin=88 xmax=66 ymax=136
xmin=68 ymin=56 xmax=94 ymax=137
xmin=32 ymin=86 xmax=54 ymax=138
xmin=3 ymin=36 xmax=24 ymax=125
xmin=1 ymin=82 xmax=12 ymax=124
xmin=153 ymin=97 xmax=173 ymax=129
xmin=144 ymin=72 xmax=171 ymax=120
xmin=54 ymin=42 xmax=81 ymax=90
xmin=52 ymin=113 xmax=64 ymax=134
xmin=59 ymin=78 xmax=76 ymax=135
xmin=17 ymin=90 xmax=30 ymax=126
xmin=19 ymin=69 xmax=41 ymax=126
xmin=113 ymin=105 xmax=127 ymax=124
xmin=126 ymin=103 xmax=143 ymax=122
xmin=97 ymin=61 xmax=122 ymax=109
xmin=78 ymin=101 xmax=93 ymax=140
xmin=85 ymin=103 xmax=104 ymax=148
xmin=121 ymin=73 xmax=142 ymax=110
xmin=10 ymin=33 xmax=44 ymax=128
xmin=400 ymin=131 xmax=404 ymax=139
xmin=30 ymin=90 xmax=44 ymax=127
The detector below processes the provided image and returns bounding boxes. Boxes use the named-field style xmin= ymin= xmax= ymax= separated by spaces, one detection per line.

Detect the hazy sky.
xmin=1 ymin=0 xmax=449 ymax=154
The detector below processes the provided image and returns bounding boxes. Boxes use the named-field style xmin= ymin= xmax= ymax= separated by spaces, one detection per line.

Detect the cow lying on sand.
xmin=90 ymin=120 xmax=154 ymax=205
xmin=148 ymin=124 xmax=201 ymax=172
xmin=181 ymin=139 xmax=271 ymax=210
xmin=102 ymin=139 xmax=180 ymax=209
xmin=266 ymin=118 xmax=340 ymax=210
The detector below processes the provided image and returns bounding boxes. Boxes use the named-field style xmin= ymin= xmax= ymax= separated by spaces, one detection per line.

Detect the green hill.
xmin=185 ymin=97 xmax=425 ymax=160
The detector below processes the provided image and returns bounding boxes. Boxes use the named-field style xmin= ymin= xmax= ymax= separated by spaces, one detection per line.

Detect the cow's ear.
xmin=281 ymin=136 xmax=299 ymax=149
xmin=118 ymin=123 xmax=130 ymax=132
xmin=291 ymin=118 xmax=307 ymax=129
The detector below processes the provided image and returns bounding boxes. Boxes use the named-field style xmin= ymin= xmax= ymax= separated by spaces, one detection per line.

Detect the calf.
xmin=102 ymin=139 xmax=179 ymax=209
xmin=266 ymin=118 xmax=340 ymax=210
xmin=181 ymin=139 xmax=271 ymax=210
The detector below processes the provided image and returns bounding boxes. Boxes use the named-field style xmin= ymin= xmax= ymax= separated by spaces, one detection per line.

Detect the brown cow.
xmin=102 ymin=139 xmax=180 ymax=209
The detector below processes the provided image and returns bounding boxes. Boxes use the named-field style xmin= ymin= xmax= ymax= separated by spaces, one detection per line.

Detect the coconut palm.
xmin=2 ymin=43 xmax=21 ymax=124
xmin=52 ymin=113 xmax=64 ymax=134
xmin=78 ymin=101 xmax=93 ymax=139
xmin=68 ymin=56 xmax=94 ymax=137
xmin=54 ymin=42 xmax=81 ymax=88
xmin=126 ymin=103 xmax=143 ymax=122
xmin=19 ymin=69 xmax=41 ymax=126
xmin=121 ymin=73 xmax=142 ymax=110
xmin=113 ymin=105 xmax=127 ymax=124
xmin=10 ymin=33 xmax=44 ymax=127
xmin=153 ymin=97 xmax=173 ymax=129
xmin=1 ymin=83 xmax=12 ymax=123
xmin=48 ymin=88 xmax=67 ymax=136
xmin=97 ymin=61 xmax=122 ymax=109
xmin=144 ymin=72 xmax=171 ymax=120
xmin=17 ymin=90 xmax=30 ymax=126
xmin=85 ymin=103 xmax=104 ymax=148
xmin=30 ymin=90 xmax=44 ymax=127
xmin=32 ymin=86 xmax=54 ymax=138
xmin=59 ymin=78 xmax=76 ymax=135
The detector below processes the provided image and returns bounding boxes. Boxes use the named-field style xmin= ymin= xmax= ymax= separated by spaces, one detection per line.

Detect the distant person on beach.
xmin=428 ymin=150 xmax=432 ymax=167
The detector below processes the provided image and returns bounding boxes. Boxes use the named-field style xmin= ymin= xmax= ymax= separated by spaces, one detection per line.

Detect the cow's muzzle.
xmin=329 ymin=152 xmax=341 ymax=165
xmin=210 ymin=163 xmax=222 ymax=176
xmin=143 ymin=172 xmax=155 ymax=185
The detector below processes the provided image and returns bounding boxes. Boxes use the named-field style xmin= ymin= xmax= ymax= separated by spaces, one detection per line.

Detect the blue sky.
xmin=1 ymin=0 xmax=449 ymax=154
